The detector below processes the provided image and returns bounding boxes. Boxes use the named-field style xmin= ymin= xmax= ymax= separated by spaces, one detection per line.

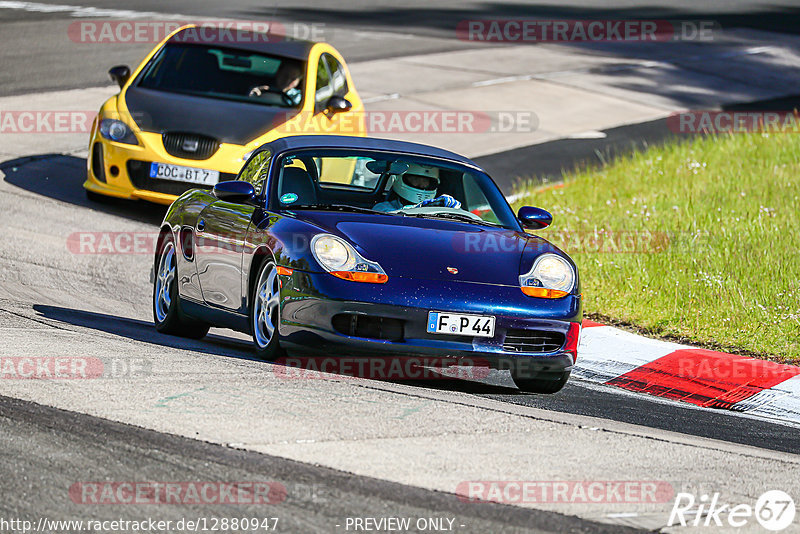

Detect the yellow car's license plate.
xmin=427 ymin=312 xmax=496 ymax=337
xmin=150 ymin=162 xmax=219 ymax=186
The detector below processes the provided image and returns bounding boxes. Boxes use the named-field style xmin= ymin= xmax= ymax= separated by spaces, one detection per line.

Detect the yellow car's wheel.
xmin=85 ymin=190 xmax=111 ymax=204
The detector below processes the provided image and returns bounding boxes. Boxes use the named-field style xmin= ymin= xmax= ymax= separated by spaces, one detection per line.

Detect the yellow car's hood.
xmin=124 ymin=86 xmax=299 ymax=145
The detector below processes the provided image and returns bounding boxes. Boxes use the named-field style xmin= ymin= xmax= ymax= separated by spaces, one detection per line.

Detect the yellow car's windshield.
xmin=137 ymin=44 xmax=305 ymax=108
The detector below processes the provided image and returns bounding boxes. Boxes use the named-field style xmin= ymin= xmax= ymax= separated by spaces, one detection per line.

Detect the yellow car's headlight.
xmin=99 ymin=119 xmax=138 ymax=145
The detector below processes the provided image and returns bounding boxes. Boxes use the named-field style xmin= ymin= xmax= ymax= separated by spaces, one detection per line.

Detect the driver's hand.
xmin=411 ymin=195 xmax=462 ymax=209
xmin=248 ymin=85 xmax=270 ymax=97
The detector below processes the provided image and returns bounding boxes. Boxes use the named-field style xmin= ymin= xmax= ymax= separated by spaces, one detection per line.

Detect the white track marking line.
xmin=361 ymin=93 xmax=401 ymax=104
xmin=0 ymin=1 xmax=190 ymax=18
xmin=567 ymin=130 xmax=607 ymax=139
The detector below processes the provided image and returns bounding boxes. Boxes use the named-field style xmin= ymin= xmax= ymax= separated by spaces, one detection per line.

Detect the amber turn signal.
xmin=276 ymin=266 xmax=293 ymax=276
xmin=521 ymin=287 xmax=569 ymax=298
xmin=331 ymin=271 xmax=388 ymax=284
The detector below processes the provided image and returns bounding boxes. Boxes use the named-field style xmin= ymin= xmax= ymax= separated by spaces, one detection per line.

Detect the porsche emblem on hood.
xmin=446 ymin=267 xmax=459 ymax=274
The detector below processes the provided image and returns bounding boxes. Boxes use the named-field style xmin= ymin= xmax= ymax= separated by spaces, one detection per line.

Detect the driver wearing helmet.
xmin=374 ymin=164 xmax=460 ymax=212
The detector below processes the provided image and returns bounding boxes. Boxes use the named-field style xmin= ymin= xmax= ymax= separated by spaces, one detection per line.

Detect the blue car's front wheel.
xmin=512 ymin=370 xmax=570 ymax=394
xmin=250 ymin=260 xmax=283 ymax=361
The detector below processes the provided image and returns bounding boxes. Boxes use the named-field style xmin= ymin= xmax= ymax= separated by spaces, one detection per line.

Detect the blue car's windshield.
xmin=269 ymin=149 xmax=519 ymax=229
xmin=136 ymin=44 xmax=305 ymax=108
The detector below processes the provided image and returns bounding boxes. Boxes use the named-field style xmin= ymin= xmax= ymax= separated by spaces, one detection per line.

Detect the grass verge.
xmin=513 ymin=132 xmax=800 ymax=363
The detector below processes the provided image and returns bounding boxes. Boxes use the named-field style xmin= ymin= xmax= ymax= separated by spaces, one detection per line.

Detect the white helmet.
xmin=392 ymin=164 xmax=440 ymax=204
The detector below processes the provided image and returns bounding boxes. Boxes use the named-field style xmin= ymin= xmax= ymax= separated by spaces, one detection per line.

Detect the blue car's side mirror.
xmin=213 ymin=181 xmax=256 ymax=204
xmin=518 ymin=206 xmax=552 ymax=230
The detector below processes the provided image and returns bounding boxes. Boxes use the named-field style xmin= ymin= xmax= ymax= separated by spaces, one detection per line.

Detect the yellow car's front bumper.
xmin=84 ymin=131 xmax=250 ymax=206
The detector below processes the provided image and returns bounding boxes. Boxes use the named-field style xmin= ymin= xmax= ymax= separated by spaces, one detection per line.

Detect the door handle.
xmin=197 ymin=219 xmax=205 ymax=232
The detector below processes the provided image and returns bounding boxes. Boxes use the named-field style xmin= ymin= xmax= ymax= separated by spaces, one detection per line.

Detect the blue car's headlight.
xmin=99 ymin=119 xmax=138 ymax=145
xmin=311 ymin=234 xmax=387 ymax=284
xmin=519 ymin=253 xmax=575 ymax=298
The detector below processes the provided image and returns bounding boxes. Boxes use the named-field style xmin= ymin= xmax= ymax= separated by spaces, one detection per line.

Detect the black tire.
xmin=250 ymin=259 xmax=284 ymax=361
xmin=85 ymin=189 xmax=110 ymax=203
xmin=153 ymin=235 xmax=209 ymax=339
xmin=512 ymin=370 xmax=570 ymax=394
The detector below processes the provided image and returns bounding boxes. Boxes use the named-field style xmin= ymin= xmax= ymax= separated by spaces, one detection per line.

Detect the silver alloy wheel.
xmin=154 ymin=242 xmax=176 ymax=323
xmin=253 ymin=262 xmax=280 ymax=348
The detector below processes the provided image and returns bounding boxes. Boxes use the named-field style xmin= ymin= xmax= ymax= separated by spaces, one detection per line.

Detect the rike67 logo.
xmin=668 ymin=490 xmax=796 ymax=531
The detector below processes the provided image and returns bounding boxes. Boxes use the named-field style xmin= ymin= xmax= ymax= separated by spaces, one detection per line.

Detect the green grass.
xmin=513 ymin=133 xmax=800 ymax=363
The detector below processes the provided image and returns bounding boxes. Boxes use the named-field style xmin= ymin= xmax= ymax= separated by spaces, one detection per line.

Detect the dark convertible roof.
xmin=261 ymin=135 xmax=483 ymax=170
xmin=166 ymin=26 xmax=316 ymax=60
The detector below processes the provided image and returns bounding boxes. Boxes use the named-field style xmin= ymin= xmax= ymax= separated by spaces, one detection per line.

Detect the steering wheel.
xmin=248 ymin=85 xmax=296 ymax=107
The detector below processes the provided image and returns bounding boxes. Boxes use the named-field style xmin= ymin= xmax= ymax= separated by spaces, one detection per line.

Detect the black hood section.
xmin=124 ymin=87 xmax=296 ymax=145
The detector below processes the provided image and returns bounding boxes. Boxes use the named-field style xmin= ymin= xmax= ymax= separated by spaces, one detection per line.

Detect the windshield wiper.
xmin=293 ymin=204 xmax=382 ymax=214
xmin=406 ymin=212 xmax=504 ymax=227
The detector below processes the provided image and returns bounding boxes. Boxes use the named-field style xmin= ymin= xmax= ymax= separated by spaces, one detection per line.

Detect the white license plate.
xmin=149 ymin=162 xmax=219 ymax=185
xmin=427 ymin=312 xmax=496 ymax=338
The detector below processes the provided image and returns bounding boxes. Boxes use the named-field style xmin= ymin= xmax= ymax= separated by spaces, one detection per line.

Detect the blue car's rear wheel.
xmin=250 ymin=260 xmax=283 ymax=360
xmin=153 ymin=235 xmax=209 ymax=339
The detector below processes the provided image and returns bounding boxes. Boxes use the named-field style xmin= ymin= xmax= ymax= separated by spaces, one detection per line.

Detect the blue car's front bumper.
xmin=277 ymin=270 xmax=581 ymax=375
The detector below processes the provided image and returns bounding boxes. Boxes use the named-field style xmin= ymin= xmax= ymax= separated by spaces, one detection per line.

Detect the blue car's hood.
xmin=290 ymin=211 xmax=547 ymax=286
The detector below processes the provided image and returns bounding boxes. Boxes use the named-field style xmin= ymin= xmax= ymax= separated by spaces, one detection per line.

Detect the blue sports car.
xmin=153 ymin=135 xmax=581 ymax=393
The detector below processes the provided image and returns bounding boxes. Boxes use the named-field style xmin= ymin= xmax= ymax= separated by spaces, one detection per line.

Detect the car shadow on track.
xmin=32 ymin=304 xmax=521 ymax=395
xmin=1 ymin=154 xmax=167 ymax=226
xmin=33 ymin=304 xmax=259 ymax=361
xmin=389 ymin=375 xmax=521 ymax=395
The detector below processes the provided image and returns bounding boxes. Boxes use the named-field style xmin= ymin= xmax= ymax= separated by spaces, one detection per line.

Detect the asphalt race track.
xmin=1 ymin=395 xmax=641 ymax=534
xmin=1 ymin=2 xmax=800 ymax=533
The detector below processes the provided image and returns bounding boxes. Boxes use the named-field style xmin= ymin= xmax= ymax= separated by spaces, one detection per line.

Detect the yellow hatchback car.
xmin=84 ymin=25 xmax=364 ymax=205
